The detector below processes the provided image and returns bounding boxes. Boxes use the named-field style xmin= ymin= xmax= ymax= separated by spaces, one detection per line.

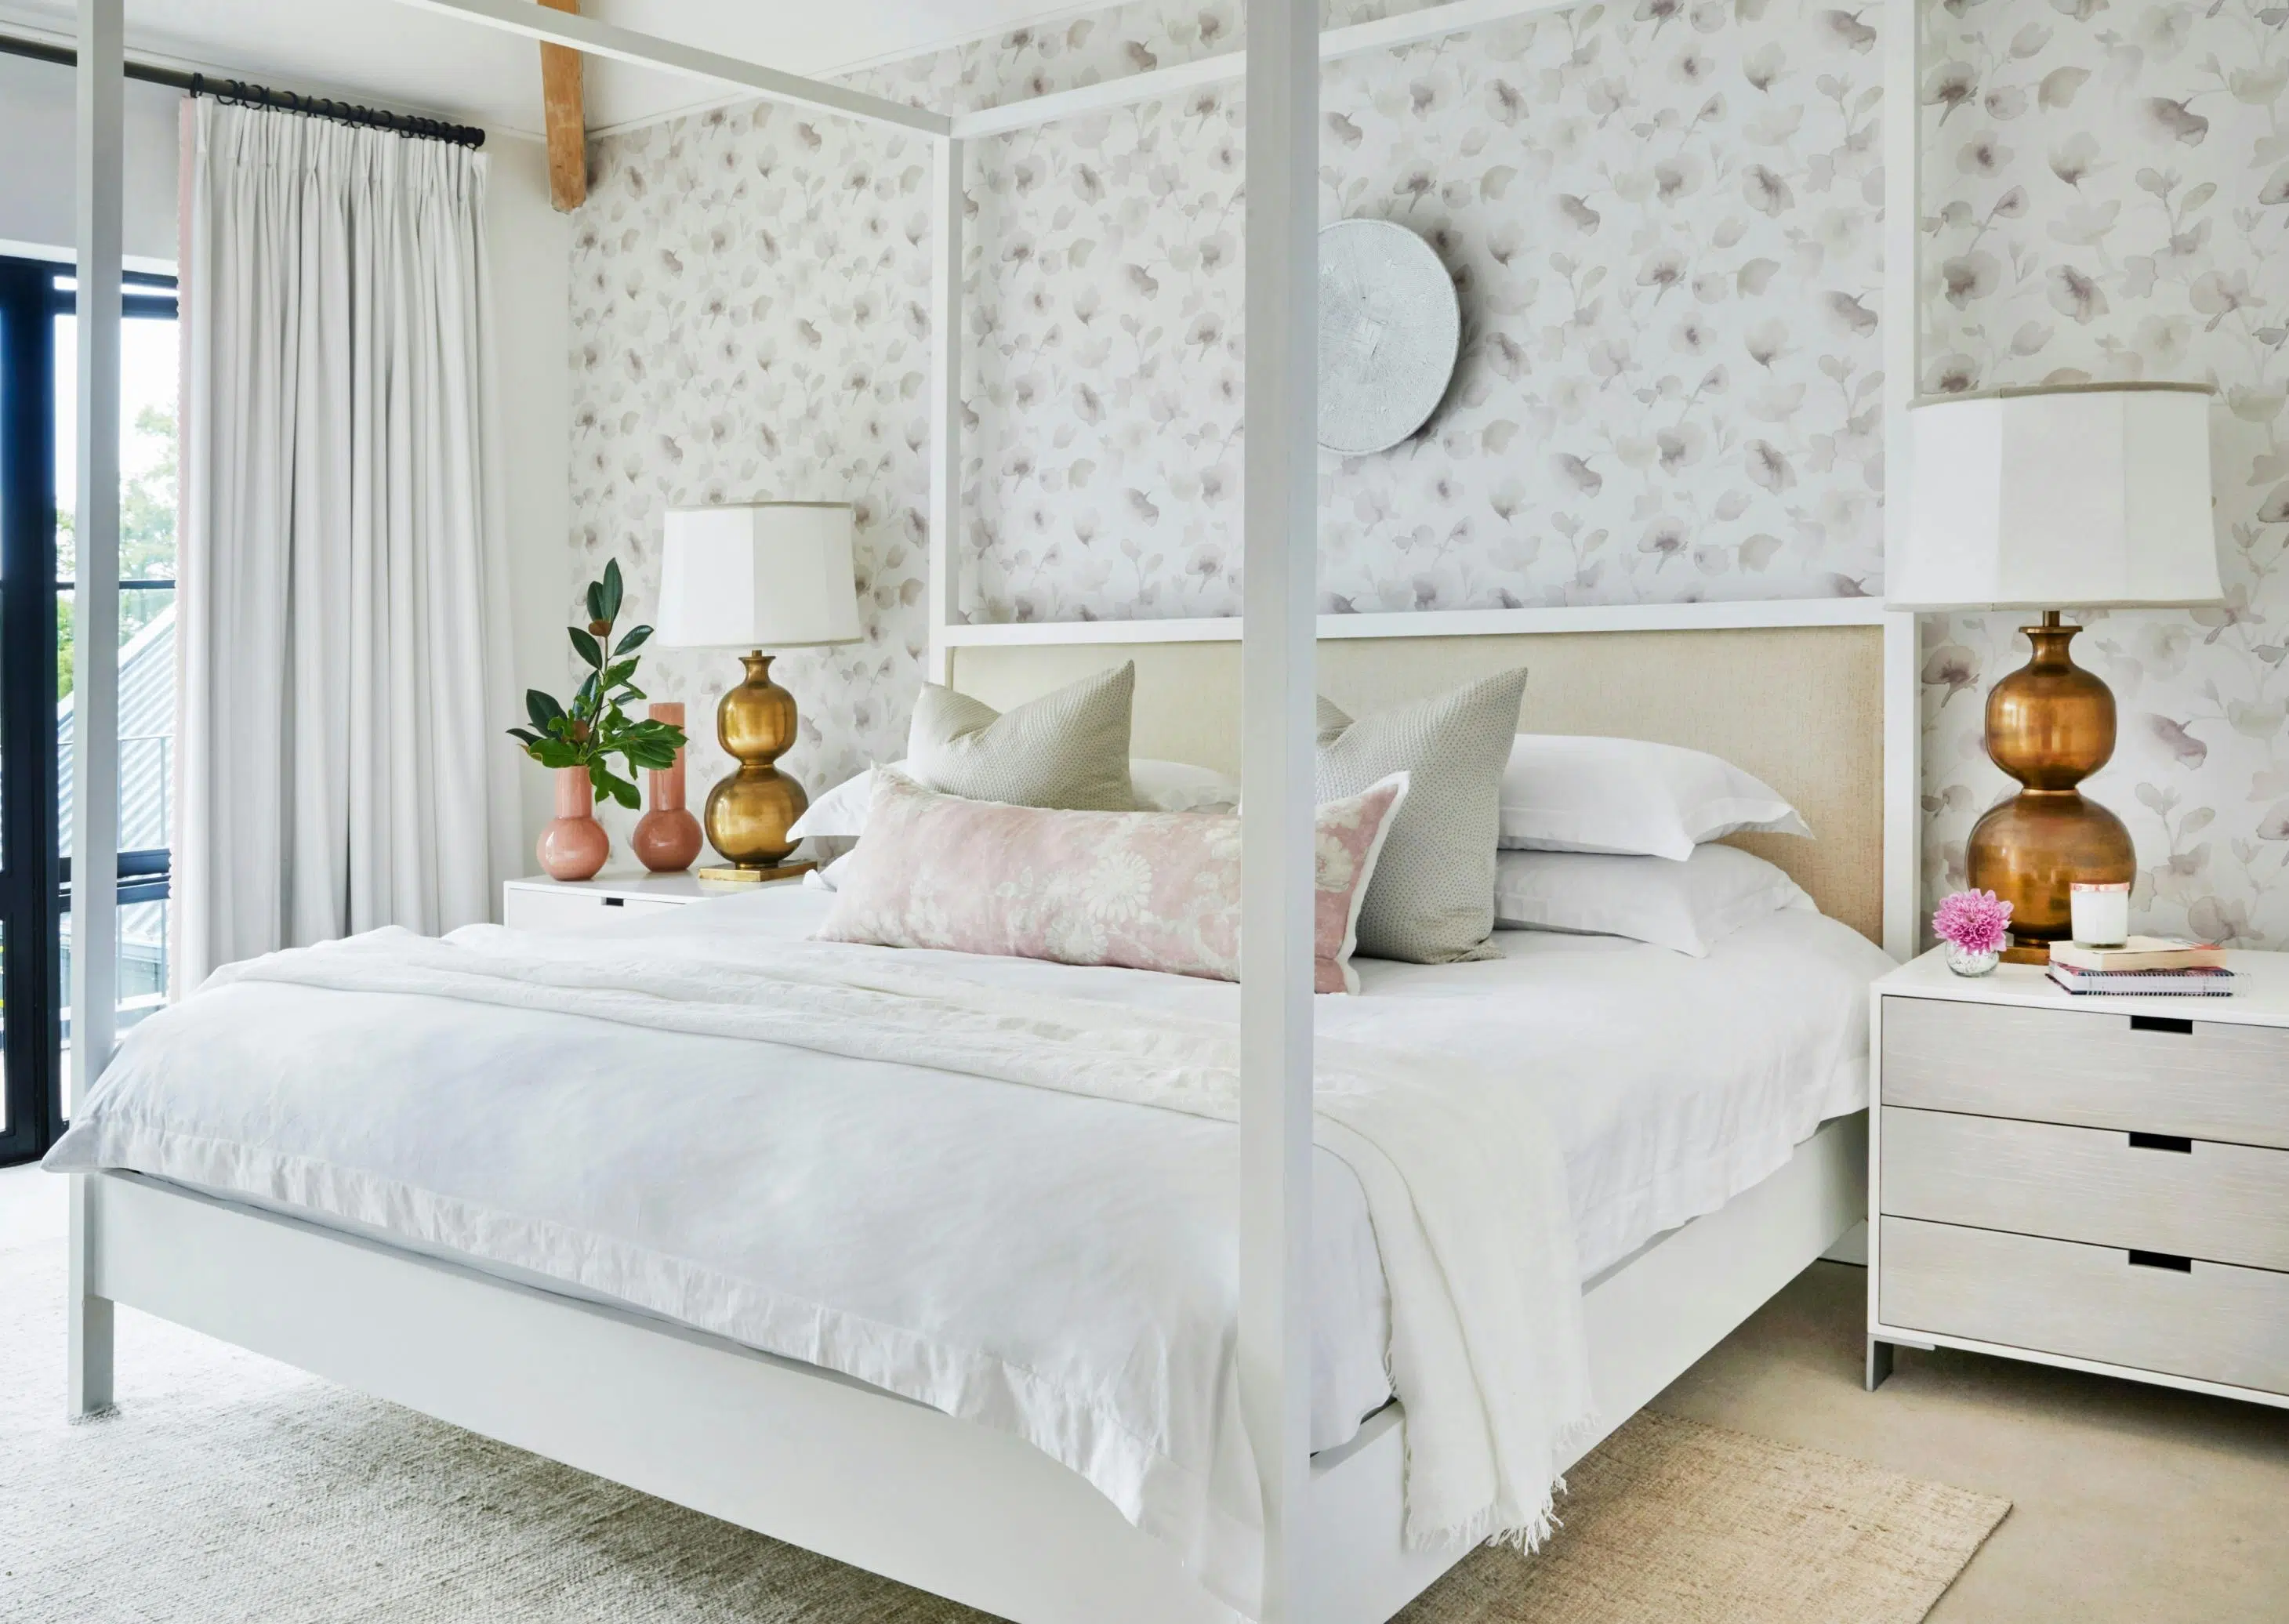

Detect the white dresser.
xmin=502 ymin=871 xmax=724 ymax=932
xmin=1868 ymin=948 xmax=2289 ymax=1410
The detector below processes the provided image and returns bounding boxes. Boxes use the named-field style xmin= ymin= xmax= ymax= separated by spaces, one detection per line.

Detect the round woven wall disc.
xmin=1317 ymin=218 xmax=1461 ymax=456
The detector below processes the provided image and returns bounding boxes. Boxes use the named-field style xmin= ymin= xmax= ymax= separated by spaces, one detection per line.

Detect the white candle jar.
xmin=2070 ymin=881 xmax=2130 ymax=947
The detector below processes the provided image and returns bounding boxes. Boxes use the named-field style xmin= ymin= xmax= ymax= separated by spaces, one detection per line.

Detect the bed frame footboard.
xmin=65 ymin=1113 xmax=1864 ymax=1624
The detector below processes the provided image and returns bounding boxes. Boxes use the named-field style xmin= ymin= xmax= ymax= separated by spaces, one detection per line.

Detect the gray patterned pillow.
xmin=1316 ymin=668 xmax=1529 ymax=963
xmin=906 ymin=662 xmax=1138 ymax=810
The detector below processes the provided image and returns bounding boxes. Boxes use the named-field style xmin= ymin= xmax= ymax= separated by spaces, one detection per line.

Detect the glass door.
xmin=0 ymin=255 xmax=176 ymax=1164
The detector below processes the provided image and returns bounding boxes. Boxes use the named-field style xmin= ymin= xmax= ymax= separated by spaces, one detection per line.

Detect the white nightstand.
xmin=502 ymin=870 xmax=754 ymax=932
xmin=1867 ymin=947 xmax=2289 ymax=1412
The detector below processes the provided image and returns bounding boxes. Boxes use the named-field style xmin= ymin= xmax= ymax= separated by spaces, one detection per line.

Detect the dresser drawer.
xmin=620 ymin=897 xmax=688 ymax=918
xmin=504 ymin=887 xmax=682 ymax=932
xmin=1881 ymin=995 xmax=2289 ymax=1150
xmin=1881 ymin=1107 xmax=2289 ymax=1272
xmin=1880 ymin=1216 xmax=2289 ymax=1396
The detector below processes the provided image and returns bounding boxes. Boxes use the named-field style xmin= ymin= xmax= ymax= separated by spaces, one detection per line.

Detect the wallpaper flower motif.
xmin=570 ymin=0 xmax=1885 ymax=837
xmin=1917 ymin=0 xmax=2289 ymax=944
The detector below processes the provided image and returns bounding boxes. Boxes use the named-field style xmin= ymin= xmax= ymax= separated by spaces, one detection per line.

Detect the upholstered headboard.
xmin=947 ymin=624 xmax=1887 ymax=944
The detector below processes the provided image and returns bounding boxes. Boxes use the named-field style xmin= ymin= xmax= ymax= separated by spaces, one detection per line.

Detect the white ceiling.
xmin=0 ymin=0 xmax=1095 ymax=141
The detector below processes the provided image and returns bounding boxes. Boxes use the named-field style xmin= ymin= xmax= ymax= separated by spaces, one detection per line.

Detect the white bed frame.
xmin=62 ymin=1 xmax=1924 ymax=1619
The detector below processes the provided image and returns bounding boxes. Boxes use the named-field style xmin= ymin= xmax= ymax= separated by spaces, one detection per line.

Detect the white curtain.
xmin=175 ymin=98 xmax=517 ymax=989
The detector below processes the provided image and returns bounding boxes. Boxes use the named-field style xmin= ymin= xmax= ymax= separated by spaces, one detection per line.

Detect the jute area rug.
xmin=0 ymin=1237 xmax=2004 ymax=1622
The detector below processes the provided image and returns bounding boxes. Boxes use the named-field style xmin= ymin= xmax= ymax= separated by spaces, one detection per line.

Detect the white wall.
xmin=481 ymin=132 xmax=573 ymax=875
xmin=0 ymin=53 xmax=183 ymax=266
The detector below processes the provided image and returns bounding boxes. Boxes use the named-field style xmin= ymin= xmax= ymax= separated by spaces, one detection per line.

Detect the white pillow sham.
xmin=1498 ymin=734 xmax=1811 ymax=861
xmin=1492 ymin=843 xmax=1815 ymax=957
xmin=789 ymin=757 xmax=1240 ymax=840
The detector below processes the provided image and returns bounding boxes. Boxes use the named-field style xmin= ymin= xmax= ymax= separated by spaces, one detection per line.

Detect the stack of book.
xmin=2047 ymin=937 xmax=2233 ymax=996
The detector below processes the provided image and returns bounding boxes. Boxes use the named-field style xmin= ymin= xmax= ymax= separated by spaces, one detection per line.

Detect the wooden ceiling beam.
xmin=538 ymin=0 xmax=583 ymax=212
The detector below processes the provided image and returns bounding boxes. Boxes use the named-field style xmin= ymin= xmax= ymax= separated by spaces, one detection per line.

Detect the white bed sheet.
xmin=49 ymin=886 xmax=1888 ymax=1599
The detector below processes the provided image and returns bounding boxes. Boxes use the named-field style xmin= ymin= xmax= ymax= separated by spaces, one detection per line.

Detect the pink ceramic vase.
xmin=537 ymin=764 xmax=611 ymax=881
xmin=633 ymin=701 xmax=704 ymax=873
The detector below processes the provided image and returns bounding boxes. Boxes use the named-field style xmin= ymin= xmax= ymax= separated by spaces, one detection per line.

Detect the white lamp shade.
xmin=1892 ymin=383 xmax=2223 ymax=611
xmin=655 ymin=502 xmax=863 ymax=649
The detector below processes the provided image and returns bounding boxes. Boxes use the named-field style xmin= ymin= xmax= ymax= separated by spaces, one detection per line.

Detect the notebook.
xmin=2047 ymin=964 xmax=2235 ymax=996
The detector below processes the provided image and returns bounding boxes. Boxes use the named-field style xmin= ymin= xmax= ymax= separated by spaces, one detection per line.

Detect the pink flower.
xmin=1933 ymin=889 xmax=2011 ymax=955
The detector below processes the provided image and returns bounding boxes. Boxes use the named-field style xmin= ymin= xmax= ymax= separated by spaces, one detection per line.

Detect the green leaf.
xmin=532 ymin=739 xmax=579 ymax=769
xmin=613 ymin=624 xmax=652 ymax=657
xmin=602 ymin=558 xmax=625 ymax=623
xmin=568 ymin=625 xmax=603 ymax=667
xmin=525 ymin=689 xmax=564 ymax=730
xmin=585 ymin=578 xmax=605 ymax=623
xmin=603 ymin=658 xmax=640 ymax=689
xmin=506 ymin=727 xmax=542 ymax=747
xmin=590 ymin=760 xmax=640 ymax=810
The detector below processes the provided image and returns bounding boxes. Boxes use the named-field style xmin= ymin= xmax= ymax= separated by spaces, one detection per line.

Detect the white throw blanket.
xmin=206 ymin=926 xmax=1594 ymax=1562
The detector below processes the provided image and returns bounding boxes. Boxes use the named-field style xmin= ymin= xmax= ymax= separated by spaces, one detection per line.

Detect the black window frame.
xmin=0 ymin=253 xmax=176 ymax=1165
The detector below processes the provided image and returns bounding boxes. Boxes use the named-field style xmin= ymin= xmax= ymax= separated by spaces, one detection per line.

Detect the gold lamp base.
xmin=1968 ymin=611 xmax=2135 ymax=963
xmin=696 ymin=861 xmax=818 ymax=885
xmin=702 ymin=651 xmax=813 ymax=877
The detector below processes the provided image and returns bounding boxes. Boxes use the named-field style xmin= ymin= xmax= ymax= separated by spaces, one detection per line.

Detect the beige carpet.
xmin=0 ymin=1238 xmax=2004 ymax=1622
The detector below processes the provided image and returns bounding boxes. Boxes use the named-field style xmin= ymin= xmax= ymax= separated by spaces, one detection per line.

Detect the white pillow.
xmin=1129 ymin=758 xmax=1243 ymax=814
xmin=804 ymin=850 xmax=856 ymax=893
xmin=1492 ymin=843 xmax=1814 ymax=957
xmin=789 ymin=757 xmax=1239 ymax=839
xmin=1498 ymin=734 xmax=1812 ymax=861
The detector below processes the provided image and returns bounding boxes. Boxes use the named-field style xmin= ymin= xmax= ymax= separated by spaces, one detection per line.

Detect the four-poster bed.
xmin=60 ymin=1 xmax=1924 ymax=1619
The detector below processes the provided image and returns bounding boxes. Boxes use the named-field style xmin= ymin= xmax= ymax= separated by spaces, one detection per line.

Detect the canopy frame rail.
xmin=389 ymin=0 xmax=949 ymax=135
xmin=951 ymin=0 xmax=1585 ymax=139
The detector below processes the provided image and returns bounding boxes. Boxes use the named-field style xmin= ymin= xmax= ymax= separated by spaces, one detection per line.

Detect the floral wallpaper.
xmin=959 ymin=0 xmax=1886 ymax=622
xmin=1917 ymin=0 xmax=2289 ymax=942
xmin=568 ymin=0 xmax=2289 ymax=946
xmin=568 ymin=0 xmax=1885 ymax=843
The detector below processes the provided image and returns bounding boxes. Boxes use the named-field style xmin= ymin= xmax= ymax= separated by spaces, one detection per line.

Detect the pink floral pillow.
xmin=814 ymin=769 xmax=1409 ymax=994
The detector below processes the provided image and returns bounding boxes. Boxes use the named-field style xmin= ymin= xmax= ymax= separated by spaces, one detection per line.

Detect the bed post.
xmin=1239 ymin=0 xmax=1318 ymax=1618
xmin=927 ymin=133 xmax=963 ymax=686
xmin=67 ymin=0 xmax=124 ymax=1426
xmin=71 ymin=0 xmax=125 ymax=1134
xmin=1878 ymin=0 xmax=1921 ymax=963
xmin=68 ymin=1173 xmax=114 ymax=1418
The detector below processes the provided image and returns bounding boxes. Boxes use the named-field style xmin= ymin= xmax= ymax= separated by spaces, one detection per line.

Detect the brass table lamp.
xmin=655 ymin=502 xmax=862 ymax=883
xmin=1896 ymin=382 xmax=2222 ymax=960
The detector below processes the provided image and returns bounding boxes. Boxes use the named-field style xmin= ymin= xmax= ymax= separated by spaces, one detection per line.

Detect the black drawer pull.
xmin=2128 ymin=1250 xmax=2193 ymax=1272
xmin=602 ymin=896 xmax=626 ymax=908
xmin=2128 ymin=1132 xmax=2193 ymax=1153
xmin=2129 ymin=1015 xmax=2193 ymax=1035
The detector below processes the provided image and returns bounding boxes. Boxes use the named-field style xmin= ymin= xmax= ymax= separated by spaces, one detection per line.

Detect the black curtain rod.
xmin=0 ymin=31 xmax=485 ymax=149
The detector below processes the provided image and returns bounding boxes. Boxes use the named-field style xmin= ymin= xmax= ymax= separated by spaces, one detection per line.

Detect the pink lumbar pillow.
xmin=814 ymin=768 xmax=1409 ymax=994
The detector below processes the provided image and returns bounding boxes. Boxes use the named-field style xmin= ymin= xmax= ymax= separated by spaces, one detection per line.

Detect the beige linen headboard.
xmin=947 ymin=625 xmax=1886 ymax=944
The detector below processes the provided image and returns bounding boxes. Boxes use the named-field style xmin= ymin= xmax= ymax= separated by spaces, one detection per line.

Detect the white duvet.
xmin=46 ymin=886 xmax=1892 ymax=1614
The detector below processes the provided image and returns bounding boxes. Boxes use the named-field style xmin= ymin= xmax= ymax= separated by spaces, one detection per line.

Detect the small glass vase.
xmin=1943 ymin=941 xmax=2001 ymax=977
